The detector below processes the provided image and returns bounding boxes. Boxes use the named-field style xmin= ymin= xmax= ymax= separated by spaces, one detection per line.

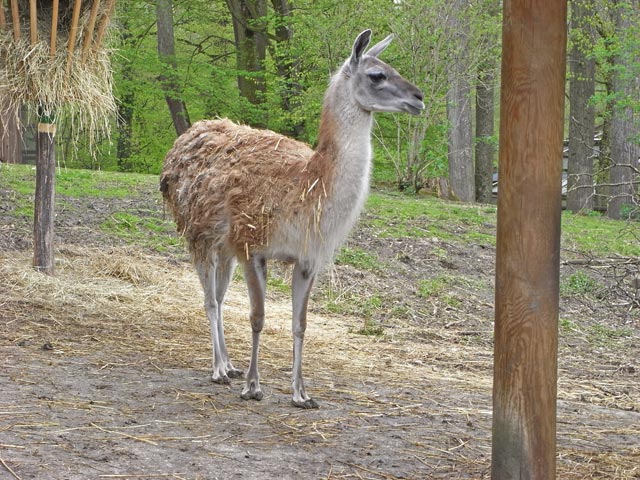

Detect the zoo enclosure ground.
xmin=0 ymin=164 xmax=638 ymax=479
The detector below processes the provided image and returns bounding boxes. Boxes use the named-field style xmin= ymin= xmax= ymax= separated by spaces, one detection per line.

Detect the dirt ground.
xmin=1 ymin=178 xmax=639 ymax=479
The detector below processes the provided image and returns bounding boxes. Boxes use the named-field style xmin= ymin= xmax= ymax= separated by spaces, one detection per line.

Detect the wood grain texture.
xmin=50 ymin=0 xmax=60 ymax=56
xmin=34 ymin=129 xmax=56 ymax=275
xmin=10 ymin=0 xmax=19 ymax=41
xmin=29 ymin=0 xmax=37 ymax=44
xmin=492 ymin=1 xmax=567 ymax=478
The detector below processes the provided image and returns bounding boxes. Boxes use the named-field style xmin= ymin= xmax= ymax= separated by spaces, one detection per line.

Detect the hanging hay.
xmin=0 ymin=0 xmax=117 ymax=152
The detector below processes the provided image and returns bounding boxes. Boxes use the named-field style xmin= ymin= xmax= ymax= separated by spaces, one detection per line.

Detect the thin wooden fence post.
xmin=29 ymin=0 xmax=37 ymax=44
xmin=66 ymin=0 xmax=83 ymax=74
xmin=50 ymin=0 xmax=60 ymax=57
xmin=0 ymin=2 xmax=7 ymax=30
xmin=10 ymin=0 xmax=19 ymax=41
xmin=94 ymin=0 xmax=116 ymax=53
xmin=33 ymin=112 xmax=57 ymax=275
xmin=81 ymin=0 xmax=102 ymax=62
xmin=491 ymin=0 xmax=568 ymax=478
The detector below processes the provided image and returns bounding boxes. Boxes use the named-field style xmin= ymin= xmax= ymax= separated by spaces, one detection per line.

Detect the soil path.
xmin=1 ymin=172 xmax=638 ymax=479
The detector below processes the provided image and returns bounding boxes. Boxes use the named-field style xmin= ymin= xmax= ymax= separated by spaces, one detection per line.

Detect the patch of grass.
xmin=0 ymin=163 xmax=36 ymax=195
xmin=418 ymin=275 xmax=454 ymax=298
xmin=430 ymin=246 xmax=449 ymax=260
xmin=588 ymin=324 xmax=633 ymax=347
xmin=443 ymin=295 xmax=462 ymax=309
xmin=562 ymin=211 xmax=640 ymax=257
xmin=363 ymin=190 xmax=638 ymax=257
xmin=560 ymin=271 xmax=602 ymax=297
xmin=390 ymin=304 xmax=411 ymax=318
xmin=559 ymin=317 xmax=580 ymax=334
xmin=267 ymin=273 xmax=291 ymax=295
xmin=335 ymin=246 xmax=383 ymax=273
xmin=56 ymin=169 xmax=157 ymax=199
xmin=364 ymin=191 xmax=496 ymax=245
xmin=101 ymin=212 xmax=179 ymax=251
xmin=417 ymin=274 xmax=480 ymax=309
xmin=12 ymin=198 xmax=34 ymax=218
xmin=351 ymin=318 xmax=385 ymax=337
xmin=324 ymin=290 xmax=383 ymax=319
xmin=0 ymin=163 xmax=158 ymax=199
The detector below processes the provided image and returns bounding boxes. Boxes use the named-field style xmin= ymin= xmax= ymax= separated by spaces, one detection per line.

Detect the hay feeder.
xmin=0 ymin=0 xmax=117 ymax=274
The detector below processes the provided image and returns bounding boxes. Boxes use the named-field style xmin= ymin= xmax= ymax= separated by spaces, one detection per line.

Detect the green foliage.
xmin=324 ymin=288 xmax=384 ymax=321
xmin=588 ymin=1 xmax=640 ymax=123
xmin=560 ymin=271 xmax=602 ymax=297
xmin=417 ymin=274 xmax=473 ymax=309
xmin=100 ymin=212 xmax=180 ymax=252
xmin=364 ymin=192 xmax=496 ymax=245
xmin=588 ymin=324 xmax=633 ymax=346
xmin=562 ymin=211 xmax=640 ymax=256
xmin=559 ymin=316 xmax=633 ymax=347
xmin=0 ymin=163 xmax=157 ymax=199
xmin=619 ymin=204 xmax=640 ymax=221
xmin=56 ymin=169 xmax=152 ymax=198
xmin=267 ymin=272 xmax=291 ymax=295
xmin=335 ymin=247 xmax=383 ymax=273
xmin=559 ymin=317 xmax=579 ymax=334
xmin=91 ymin=0 xmax=504 ymax=190
xmin=0 ymin=163 xmax=34 ymax=195
xmin=351 ymin=318 xmax=385 ymax=337
xmin=417 ymin=275 xmax=454 ymax=298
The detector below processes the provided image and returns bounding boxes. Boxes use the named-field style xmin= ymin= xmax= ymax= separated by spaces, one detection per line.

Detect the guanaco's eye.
xmin=367 ymin=71 xmax=387 ymax=83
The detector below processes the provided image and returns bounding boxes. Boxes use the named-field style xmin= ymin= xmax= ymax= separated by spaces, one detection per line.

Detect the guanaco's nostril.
xmin=414 ymin=91 xmax=424 ymax=102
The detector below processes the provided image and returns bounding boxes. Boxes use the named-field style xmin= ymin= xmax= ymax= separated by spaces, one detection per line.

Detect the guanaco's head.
xmin=343 ymin=29 xmax=425 ymax=116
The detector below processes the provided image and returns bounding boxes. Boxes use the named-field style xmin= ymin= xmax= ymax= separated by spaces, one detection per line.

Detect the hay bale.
xmin=0 ymin=0 xmax=116 ymax=150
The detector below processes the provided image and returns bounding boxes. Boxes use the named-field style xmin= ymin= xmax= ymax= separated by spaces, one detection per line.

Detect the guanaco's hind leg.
xmin=196 ymin=250 xmax=241 ymax=384
xmin=241 ymin=255 xmax=267 ymax=401
xmin=291 ymin=261 xmax=318 ymax=409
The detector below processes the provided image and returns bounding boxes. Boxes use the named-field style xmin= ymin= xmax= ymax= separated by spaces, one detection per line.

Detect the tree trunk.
xmin=225 ymin=0 xmax=268 ymax=126
xmin=607 ymin=0 xmax=640 ymax=219
xmin=33 ymin=120 xmax=56 ymax=275
xmin=567 ymin=0 xmax=596 ymax=213
xmin=447 ymin=0 xmax=475 ymax=203
xmin=117 ymin=21 xmax=135 ymax=171
xmin=156 ymin=0 xmax=191 ymax=136
xmin=117 ymin=93 xmax=134 ymax=171
xmin=475 ymin=71 xmax=495 ymax=204
xmin=595 ymin=72 xmax=614 ymax=212
xmin=270 ymin=0 xmax=303 ymax=137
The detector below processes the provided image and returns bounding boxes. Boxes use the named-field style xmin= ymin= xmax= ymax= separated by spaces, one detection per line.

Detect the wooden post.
xmin=94 ymin=0 xmax=116 ymax=53
xmin=0 ymin=2 xmax=7 ymax=30
xmin=10 ymin=0 xmax=19 ymax=41
xmin=492 ymin=1 xmax=567 ymax=479
xmin=29 ymin=0 xmax=37 ymax=44
xmin=33 ymin=114 xmax=57 ymax=275
xmin=66 ymin=0 xmax=83 ymax=74
xmin=81 ymin=0 xmax=102 ymax=62
xmin=51 ymin=0 xmax=60 ymax=56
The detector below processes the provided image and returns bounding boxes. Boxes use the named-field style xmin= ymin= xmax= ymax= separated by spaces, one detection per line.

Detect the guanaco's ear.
xmin=350 ymin=29 xmax=372 ymax=68
xmin=366 ymin=33 xmax=394 ymax=58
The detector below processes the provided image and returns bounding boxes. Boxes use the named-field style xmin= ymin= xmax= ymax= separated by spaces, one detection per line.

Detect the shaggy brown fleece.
xmin=160 ymin=118 xmax=337 ymax=259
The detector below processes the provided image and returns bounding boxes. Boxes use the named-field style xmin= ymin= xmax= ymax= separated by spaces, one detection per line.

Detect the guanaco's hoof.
xmin=291 ymin=398 xmax=319 ymax=409
xmin=227 ymin=367 xmax=244 ymax=379
xmin=240 ymin=389 xmax=263 ymax=401
xmin=240 ymin=380 xmax=263 ymax=401
xmin=212 ymin=374 xmax=231 ymax=385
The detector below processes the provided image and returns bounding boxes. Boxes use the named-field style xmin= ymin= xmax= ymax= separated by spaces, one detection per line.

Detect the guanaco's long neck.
xmin=313 ymin=72 xmax=374 ymax=242
xmin=317 ymin=74 xmax=373 ymax=196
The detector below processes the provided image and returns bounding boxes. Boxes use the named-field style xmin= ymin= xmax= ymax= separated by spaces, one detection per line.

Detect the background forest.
xmin=4 ymin=0 xmax=640 ymax=219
